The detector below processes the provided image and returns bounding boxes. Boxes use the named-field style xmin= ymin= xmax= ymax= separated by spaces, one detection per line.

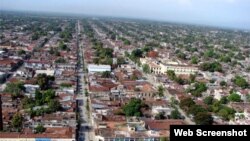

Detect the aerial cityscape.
xmin=0 ymin=0 xmax=250 ymax=141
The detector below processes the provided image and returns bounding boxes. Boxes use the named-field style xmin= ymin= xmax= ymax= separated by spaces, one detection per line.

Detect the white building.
xmin=35 ymin=69 xmax=55 ymax=76
xmin=24 ymin=84 xmax=40 ymax=94
xmin=140 ymin=58 xmax=198 ymax=75
xmin=88 ymin=64 xmax=111 ymax=73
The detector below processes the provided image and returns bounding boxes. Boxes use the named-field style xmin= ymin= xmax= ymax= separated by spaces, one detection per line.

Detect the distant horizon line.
xmin=1 ymin=9 xmax=250 ymax=32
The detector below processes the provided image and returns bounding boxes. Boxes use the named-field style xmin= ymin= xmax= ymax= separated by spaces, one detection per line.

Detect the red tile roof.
xmin=144 ymin=119 xmax=185 ymax=130
xmin=0 ymin=127 xmax=74 ymax=138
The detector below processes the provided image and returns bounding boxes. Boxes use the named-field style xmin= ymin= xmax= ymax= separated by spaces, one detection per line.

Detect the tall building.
xmin=0 ymin=95 xmax=3 ymax=130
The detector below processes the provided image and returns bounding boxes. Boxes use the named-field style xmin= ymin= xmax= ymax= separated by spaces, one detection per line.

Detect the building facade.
xmin=140 ymin=58 xmax=198 ymax=75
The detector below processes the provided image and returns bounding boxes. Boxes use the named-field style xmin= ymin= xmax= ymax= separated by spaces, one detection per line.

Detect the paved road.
xmin=77 ymin=20 xmax=95 ymax=141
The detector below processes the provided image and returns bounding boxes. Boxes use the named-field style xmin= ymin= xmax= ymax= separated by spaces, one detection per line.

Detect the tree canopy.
xmin=170 ymin=109 xmax=182 ymax=119
xmin=35 ymin=124 xmax=46 ymax=133
xmin=142 ymin=64 xmax=151 ymax=74
xmin=167 ymin=70 xmax=176 ymax=80
xmin=37 ymin=74 xmax=55 ymax=90
xmin=228 ymin=92 xmax=242 ymax=102
xmin=155 ymin=112 xmax=166 ymax=120
xmin=157 ymin=85 xmax=165 ymax=97
xmin=130 ymin=49 xmax=143 ymax=61
xmin=194 ymin=112 xmax=213 ymax=125
xmin=187 ymin=82 xmax=207 ymax=97
xmin=180 ymin=97 xmax=195 ymax=110
xmin=200 ymin=62 xmax=223 ymax=72
xmin=203 ymin=96 xmax=214 ymax=105
xmin=123 ymin=98 xmax=145 ymax=117
xmin=101 ymin=71 xmax=111 ymax=78
xmin=4 ymin=82 xmax=24 ymax=98
xmin=232 ymin=76 xmax=249 ymax=89
xmin=246 ymin=94 xmax=250 ymax=102
xmin=48 ymin=99 xmax=61 ymax=112
xmin=11 ymin=113 xmax=23 ymax=130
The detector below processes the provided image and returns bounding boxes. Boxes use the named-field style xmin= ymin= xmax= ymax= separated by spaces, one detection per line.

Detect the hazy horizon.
xmin=1 ymin=0 xmax=250 ymax=30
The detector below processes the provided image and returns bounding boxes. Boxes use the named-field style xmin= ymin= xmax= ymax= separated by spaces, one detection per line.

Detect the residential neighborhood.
xmin=0 ymin=8 xmax=250 ymax=141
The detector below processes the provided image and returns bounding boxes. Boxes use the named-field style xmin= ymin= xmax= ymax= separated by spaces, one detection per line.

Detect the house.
xmin=24 ymin=84 xmax=40 ymax=96
xmin=0 ymin=59 xmax=21 ymax=72
xmin=0 ymin=127 xmax=76 ymax=141
xmin=144 ymin=119 xmax=185 ymax=137
xmin=24 ymin=60 xmax=51 ymax=69
xmin=88 ymin=64 xmax=111 ymax=73
xmin=35 ymin=69 xmax=55 ymax=76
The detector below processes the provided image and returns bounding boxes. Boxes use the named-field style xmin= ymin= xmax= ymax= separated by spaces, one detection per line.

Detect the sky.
xmin=1 ymin=0 xmax=250 ymax=30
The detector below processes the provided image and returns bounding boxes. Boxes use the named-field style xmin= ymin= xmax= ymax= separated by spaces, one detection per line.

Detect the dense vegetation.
xmin=180 ymin=98 xmax=213 ymax=125
xmin=186 ymin=82 xmax=207 ymax=97
xmin=200 ymin=62 xmax=223 ymax=72
xmin=122 ymin=98 xmax=147 ymax=117
xmin=4 ymin=82 xmax=24 ymax=98
xmin=232 ymin=76 xmax=249 ymax=89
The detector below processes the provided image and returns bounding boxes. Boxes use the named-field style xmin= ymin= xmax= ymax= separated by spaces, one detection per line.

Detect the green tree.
xmin=204 ymin=49 xmax=215 ymax=58
xmin=187 ymin=82 xmax=207 ymax=97
xmin=217 ymin=106 xmax=235 ymax=120
xmin=175 ymin=77 xmax=185 ymax=85
xmin=142 ymin=64 xmax=151 ymax=74
xmin=31 ymin=33 xmax=39 ymax=40
xmin=130 ymin=49 xmax=143 ymax=61
xmin=60 ymin=83 xmax=72 ymax=88
xmin=220 ymin=96 xmax=228 ymax=104
xmin=246 ymin=94 xmax=250 ymax=102
xmin=188 ymin=105 xmax=207 ymax=116
xmin=22 ymin=96 xmax=35 ymax=109
xmin=189 ymin=74 xmax=196 ymax=83
xmin=232 ymin=76 xmax=249 ymax=89
xmin=4 ymin=82 xmax=24 ymax=98
xmin=43 ymin=89 xmax=56 ymax=103
xmin=11 ymin=113 xmax=23 ymax=130
xmin=220 ymin=55 xmax=231 ymax=63
xmin=58 ymin=41 xmax=69 ymax=51
xmin=158 ymin=85 xmax=165 ymax=97
xmin=191 ymin=56 xmax=199 ymax=64
xmin=177 ymin=52 xmax=186 ymax=60
xmin=37 ymin=74 xmax=54 ymax=90
xmin=142 ymin=46 xmax=153 ymax=53
xmin=117 ymin=57 xmax=126 ymax=65
xmin=180 ymin=97 xmax=195 ymax=111
xmin=167 ymin=70 xmax=176 ymax=80
xmin=124 ymin=39 xmax=131 ymax=45
xmin=220 ymin=81 xmax=227 ymax=87
xmin=123 ymin=98 xmax=144 ymax=117
xmin=85 ymin=89 xmax=89 ymax=96
xmin=203 ymin=96 xmax=214 ymax=105
xmin=48 ymin=99 xmax=61 ymax=112
xmin=155 ymin=112 xmax=166 ymax=120
xmin=170 ymin=109 xmax=182 ymax=119
xmin=200 ymin=62 xmax=223 ymax=72
xmin=228 ymin=92 xmax=241 ymax=102
xmin=194 ymin=112 xmax=213 ymax=125
xmin=101 ymin=71 xmax=111 ymax=78
xmin=18 ymin=50 xmax=26 ymax=55
xmin=35 ymin=90 xmax=43 ymax=106
xmin=35 ymin=124 xmax=46 ymax=133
